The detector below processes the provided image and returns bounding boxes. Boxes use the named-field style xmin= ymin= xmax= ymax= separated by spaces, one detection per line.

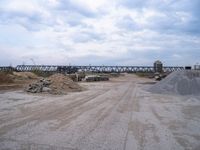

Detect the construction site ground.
xmin=0 ymin=74 xmax=200 ymax=150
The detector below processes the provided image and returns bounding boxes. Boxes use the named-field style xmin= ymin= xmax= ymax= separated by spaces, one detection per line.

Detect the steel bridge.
xmin=0 ymin=66 xmax=16 ymax=72
xmin=0 ymin=65 xmax=184 ymax=73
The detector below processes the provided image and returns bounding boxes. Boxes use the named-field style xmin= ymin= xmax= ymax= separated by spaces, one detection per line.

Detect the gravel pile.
xmin=149 ymin=70 xmax=200 ymax=95
xmin=26 ymin=73 xmax=83 ymax=94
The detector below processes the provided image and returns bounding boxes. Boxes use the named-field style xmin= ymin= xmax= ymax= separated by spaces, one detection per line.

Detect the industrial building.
xmin=154 ymin=60 xmax=163 ymax=73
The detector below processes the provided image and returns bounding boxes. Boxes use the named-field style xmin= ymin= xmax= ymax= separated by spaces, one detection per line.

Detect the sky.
xmin=0 ymin=0 xmax=200 ymax=66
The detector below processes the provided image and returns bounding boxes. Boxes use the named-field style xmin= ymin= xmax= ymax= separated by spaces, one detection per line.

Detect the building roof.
xmin=154 ymin=60 xmax=162 ymax=64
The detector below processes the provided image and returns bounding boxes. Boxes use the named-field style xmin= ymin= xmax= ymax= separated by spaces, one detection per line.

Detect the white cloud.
xmin=0 ymin=0 xmax=199 ymax=66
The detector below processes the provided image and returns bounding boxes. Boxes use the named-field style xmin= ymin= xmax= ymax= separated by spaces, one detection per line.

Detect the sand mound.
xmin=149 ymin=70 xmax=200 ymax=95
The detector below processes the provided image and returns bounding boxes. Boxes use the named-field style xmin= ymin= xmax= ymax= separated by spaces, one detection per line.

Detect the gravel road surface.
xmin=0 ymin=74 xmax=200 ymax=150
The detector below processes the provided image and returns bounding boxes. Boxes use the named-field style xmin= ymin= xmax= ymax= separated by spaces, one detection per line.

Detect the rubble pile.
xmin=26 ymin=79 xmax=51 ymax=93
xmin=26 ymin=73 xmax=83 ymax=94
xmin=149 ymin=70 xmax=200 ymax=95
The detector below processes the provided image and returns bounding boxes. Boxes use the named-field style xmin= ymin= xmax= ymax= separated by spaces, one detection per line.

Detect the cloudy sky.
xmin=0 ymin=0 xmax=199 ymax=66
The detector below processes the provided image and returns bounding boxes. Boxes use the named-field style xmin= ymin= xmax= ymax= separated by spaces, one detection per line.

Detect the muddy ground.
xmin=0 ymin=74 xmax=200 ymax=150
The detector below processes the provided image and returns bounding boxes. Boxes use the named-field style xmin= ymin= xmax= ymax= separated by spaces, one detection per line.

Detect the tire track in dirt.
xmin=73 ymin=82 xmax=133 ymax=143
xmin=123 ymin=83 xmax=138 ymax=150
xmin=73 ymin=81 xmax=137 ymax=150
xmin=0 ymin=81 xmax=127 ymax=136
xmin=1 ymin=75 xmax=145 ymax=150
xmin=0 ymin=89 xmax=109 ymax=136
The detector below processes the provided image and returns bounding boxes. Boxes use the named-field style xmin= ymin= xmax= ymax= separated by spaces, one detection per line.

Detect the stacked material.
xmin=66 ymin=73 xmax=85 ymax=82
xmin=85 ymin=75 xmax=109 ymax=82
xmin=149 ymin=70 xmax=200 ymax=95
xmin=26 ymin=73 xmax=82 ymax=94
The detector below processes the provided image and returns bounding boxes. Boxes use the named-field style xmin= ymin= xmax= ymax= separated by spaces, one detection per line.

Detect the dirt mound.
xmin=149 ymin=70 xmax=200 ymax=95
xmin=12 ymin=72 xmax=38 ymax=80
xmin=0 ymin=73 xmax=14 ymax=84
xmin=48 ymin=74 xmax=82 ymax=94
xmin=26 ymin=73 xmax=83 ymax=94
xmin=0 ymin=72 xmax=39 ymax=90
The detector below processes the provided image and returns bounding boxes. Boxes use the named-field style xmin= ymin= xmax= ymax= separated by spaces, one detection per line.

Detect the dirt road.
xmin=0 ymin=74 xmax=200 ymax=150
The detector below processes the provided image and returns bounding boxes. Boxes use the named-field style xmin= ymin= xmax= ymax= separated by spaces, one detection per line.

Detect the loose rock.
xmin=149 ymin=70 xmax=200 ymax=95
xmin=25 ymin=73 xmax=83 ymax=94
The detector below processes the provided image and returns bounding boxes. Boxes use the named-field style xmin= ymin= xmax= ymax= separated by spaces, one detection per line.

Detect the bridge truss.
xmin=0 ymin=65 xmax=184 ymax=73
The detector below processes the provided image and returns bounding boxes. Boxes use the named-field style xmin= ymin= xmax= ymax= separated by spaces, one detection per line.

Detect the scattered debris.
xmin=149 ymin=70 xmax=200 ymax=95
xmin=26 ymin=73 xmax=83 ymax=94
xmin=26 ymin=79 xmax=51 ymax=93
xmin=153 ymin=72 xmax=168 ymax=81
xmin=154 ymin=72 xmax=162 ymax=81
